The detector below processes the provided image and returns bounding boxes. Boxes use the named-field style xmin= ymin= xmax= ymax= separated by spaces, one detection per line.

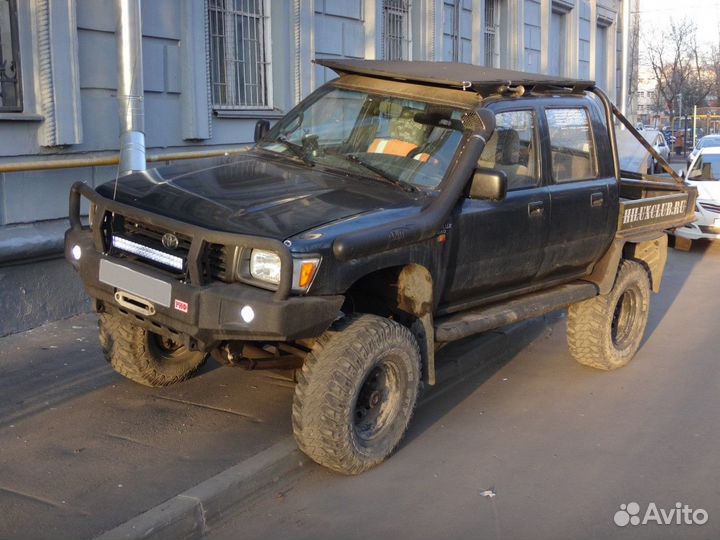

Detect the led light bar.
xmin=112 ymin=235 xmax=184 ymax=270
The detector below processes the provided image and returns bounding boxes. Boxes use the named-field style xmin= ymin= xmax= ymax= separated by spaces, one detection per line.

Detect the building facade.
xmin=0 ymin=0 xmax=625 ymax=335
xmin=635 ymin=64 xmax=662 ymax=127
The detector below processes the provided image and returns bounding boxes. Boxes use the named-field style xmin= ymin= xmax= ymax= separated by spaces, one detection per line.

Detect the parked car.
xmin=643 ymin=129 xmax=670 ymax=173
xmin=65 ymin=61 xmax=696 ymax=475
xmin=687 ymin=135 xmax=720 ymax=169
xmin=674 ymin=147 xmax=720 ymax=249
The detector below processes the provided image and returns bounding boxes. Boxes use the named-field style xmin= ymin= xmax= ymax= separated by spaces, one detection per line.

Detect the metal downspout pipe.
xmin=116 ymin=0 xmax=146 ymax=175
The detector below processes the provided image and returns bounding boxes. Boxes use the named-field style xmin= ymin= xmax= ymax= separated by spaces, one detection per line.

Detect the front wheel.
xmin=292 ymin=314 xmax=421 ymax=475
xmin=567 ymin=260 xmax=651 ymax=370
xmin=99 ymin=312 xmax=207 ymax=387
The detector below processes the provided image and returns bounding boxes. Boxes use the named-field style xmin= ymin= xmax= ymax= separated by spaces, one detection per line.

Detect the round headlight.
xmin=249 ymin=249 xmax=281 ymax=284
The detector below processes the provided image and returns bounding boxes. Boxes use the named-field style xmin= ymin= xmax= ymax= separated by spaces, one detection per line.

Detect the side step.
xmin=434 ymin=282 xmax=598 ymax=342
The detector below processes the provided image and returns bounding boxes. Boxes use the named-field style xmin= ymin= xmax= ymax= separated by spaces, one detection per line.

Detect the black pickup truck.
xmin=65 ymin=60 xmax=696 ymax=475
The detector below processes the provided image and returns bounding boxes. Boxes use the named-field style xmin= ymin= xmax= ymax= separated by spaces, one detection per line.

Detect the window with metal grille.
xmin=483 ymin=0 xmax=498 ymax=67
xmin=0 ymin=0 xmax=21 ymax=112
xmin=208 ymin=0 xmax=270 ymax=109
xmin=382 ymin=0 xmax=411 ymax=60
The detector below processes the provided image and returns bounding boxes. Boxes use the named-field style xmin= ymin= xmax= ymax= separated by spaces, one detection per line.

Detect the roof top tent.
xmin=315 ymin=59 xmax=596 ymax=95
xmin=316 ymin=59 xmax=681 ymax=185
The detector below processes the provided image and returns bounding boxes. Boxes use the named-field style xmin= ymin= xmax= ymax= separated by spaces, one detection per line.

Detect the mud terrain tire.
xmin=567 ymin=260 xmax=651 ymax=370
xmin=99 ymin=312 xmax=207 ymax=387
xmin=292 ymin=314 xmax=421 ymax=474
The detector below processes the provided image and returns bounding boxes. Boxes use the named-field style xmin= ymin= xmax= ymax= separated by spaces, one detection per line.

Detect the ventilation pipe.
xmin=115 ymin=0 xmax=146 ymax=175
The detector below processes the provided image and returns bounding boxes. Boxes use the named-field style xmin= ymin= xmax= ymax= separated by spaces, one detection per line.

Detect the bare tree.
xmin=711 ymin=43 xmax=720 ymax=106
xmin=644 ymin=18 xmax=712 ymax=118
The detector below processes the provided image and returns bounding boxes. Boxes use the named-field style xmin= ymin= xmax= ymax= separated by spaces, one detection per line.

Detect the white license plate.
xmin=99 ymin=259 xmax=171 ymax=307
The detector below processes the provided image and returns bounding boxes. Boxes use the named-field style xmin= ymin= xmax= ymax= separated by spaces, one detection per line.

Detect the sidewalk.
xmin=0 ymin=314 xmax=295 ymax=539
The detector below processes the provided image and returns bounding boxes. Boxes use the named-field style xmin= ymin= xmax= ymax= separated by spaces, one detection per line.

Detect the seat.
xmin=368 ymin=107 xmax=429 ymax=159
xmin=478 ymin=128 xmax=533 ymax=189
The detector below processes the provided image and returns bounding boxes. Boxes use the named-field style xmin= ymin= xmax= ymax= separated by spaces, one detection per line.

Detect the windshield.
xmin=258 ymin=86 xmax=467 ymax=189
xmin=687 ymin=154 xmax=720 ymax=181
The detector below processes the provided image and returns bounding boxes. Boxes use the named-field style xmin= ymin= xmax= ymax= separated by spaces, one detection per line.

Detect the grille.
xmin=206 ymin=243 xmax=230 ymax=282
xmin=111 ymin=217 xmax=189 ymax=277
xmin=104 ymin=215 xmax=231 ymax=284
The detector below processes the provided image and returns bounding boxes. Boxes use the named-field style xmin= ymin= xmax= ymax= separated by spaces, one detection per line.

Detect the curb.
xmin=96 ymin=438 xmax=309 ymax=540
xmin=95 ymin=316 xmax=550 ymax=540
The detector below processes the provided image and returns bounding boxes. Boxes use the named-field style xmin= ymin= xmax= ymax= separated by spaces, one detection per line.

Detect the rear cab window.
xmin=545 ymin=108 xmax=598 ymax=183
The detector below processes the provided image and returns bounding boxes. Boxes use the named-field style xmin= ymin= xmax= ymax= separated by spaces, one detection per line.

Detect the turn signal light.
xmin=298 ymin=260 xmax=319 ymax=289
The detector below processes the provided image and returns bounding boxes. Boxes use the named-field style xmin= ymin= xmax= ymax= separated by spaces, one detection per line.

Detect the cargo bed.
xmin=618 ymin=175 xmax=697 ymax=236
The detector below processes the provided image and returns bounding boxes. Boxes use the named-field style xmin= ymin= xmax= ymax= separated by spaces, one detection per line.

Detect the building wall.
xmin=0 ymin=0 xmax=624 ymax=335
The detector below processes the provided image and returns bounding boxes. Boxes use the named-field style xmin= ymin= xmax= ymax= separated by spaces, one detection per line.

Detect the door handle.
xmin=528 ymin=201 xmax=545 ymax=217
xmin=591 ymin=192 xmax=604 ymax=207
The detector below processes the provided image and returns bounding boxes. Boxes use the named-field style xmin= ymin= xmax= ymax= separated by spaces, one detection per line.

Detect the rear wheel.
xmin=99 ymin=312 xmax=207 ymax=386
xmin=567 ymin=260 xmax=650 ymax=370
xmin=292 ymin=314 xmax=420 ymax=475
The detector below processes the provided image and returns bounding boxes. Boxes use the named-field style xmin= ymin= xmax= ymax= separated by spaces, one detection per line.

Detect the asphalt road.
xmin=208 ymin=240 xmax=720 ymax=540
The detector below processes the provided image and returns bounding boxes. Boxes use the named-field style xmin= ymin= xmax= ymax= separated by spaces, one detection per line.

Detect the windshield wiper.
xmin=342 ymin=154 xmax=418 ymax=192
xmin=274 ymin=136 xmax=314 ymax=166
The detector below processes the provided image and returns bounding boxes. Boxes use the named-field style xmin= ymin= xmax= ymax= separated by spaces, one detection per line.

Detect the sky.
xmin=638 ymin=0 xmax=720 ymax=49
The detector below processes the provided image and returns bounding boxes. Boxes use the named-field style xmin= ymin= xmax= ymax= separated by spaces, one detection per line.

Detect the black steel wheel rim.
xmin=148 ymin=332 xmax=187 ymax=362
xmin=353 ymin=357 xmax=402 ymax=444
xmin=611 ymin=287 xmax=640 ymax=350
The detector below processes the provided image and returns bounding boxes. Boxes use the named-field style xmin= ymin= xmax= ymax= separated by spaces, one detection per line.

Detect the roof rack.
xmin=316 ymin=59 xmax=595 ymax=95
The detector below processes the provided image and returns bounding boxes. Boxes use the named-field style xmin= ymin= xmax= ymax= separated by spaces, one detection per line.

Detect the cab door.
xmin=535 ymin=101 xmax=617 ymax=282
xmin=440 ymin=107 xmax=550 ymax=306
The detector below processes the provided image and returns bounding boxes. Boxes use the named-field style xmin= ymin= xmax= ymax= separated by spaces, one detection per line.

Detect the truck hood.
xmin=96 ymin=151 xmax=423 ymax=239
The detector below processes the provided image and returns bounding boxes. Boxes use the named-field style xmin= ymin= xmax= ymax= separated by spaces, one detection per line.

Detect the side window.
xmin=545 ymin=108 xmax=597 ymax=183
xmin=477 ymin=110 xmax=538 ymax=190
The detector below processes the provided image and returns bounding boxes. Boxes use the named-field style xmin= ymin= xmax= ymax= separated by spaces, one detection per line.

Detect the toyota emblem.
xmin=162 ymin=232 xmax=179 ymax=250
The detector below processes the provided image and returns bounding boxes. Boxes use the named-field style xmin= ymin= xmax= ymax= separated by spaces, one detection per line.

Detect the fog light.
xmin=240 ymin=305 xmax=255 ymax=323
xmin=71 ymin=245 xmax=82 ymax=260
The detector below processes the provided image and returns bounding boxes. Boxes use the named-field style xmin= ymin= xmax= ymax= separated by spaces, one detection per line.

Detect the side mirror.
xmin=254 ymin=119 xmax=270 ymax=143
xmin=469 ymin=168 xmax=507 ymax=201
